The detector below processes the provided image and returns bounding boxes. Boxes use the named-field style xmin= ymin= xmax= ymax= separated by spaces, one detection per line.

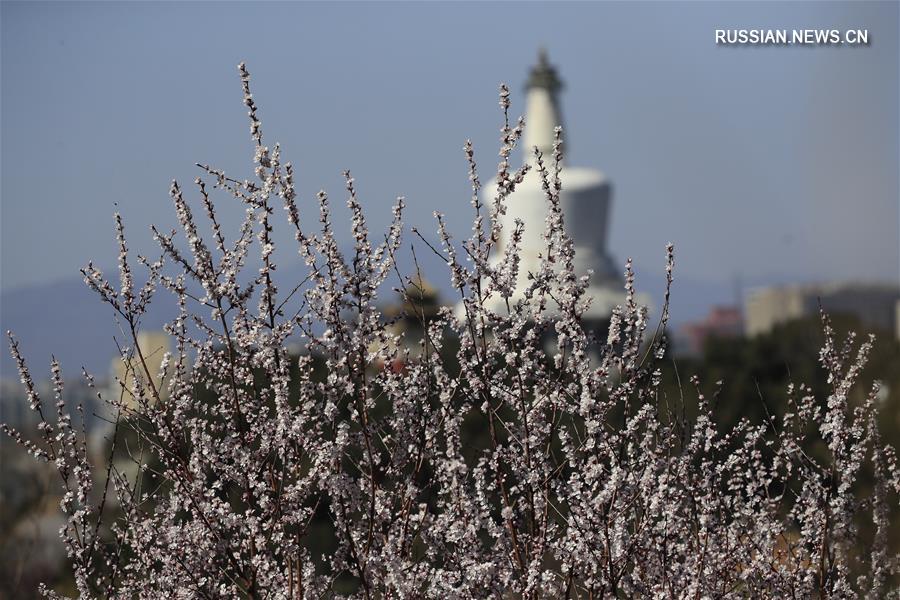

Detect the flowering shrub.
xmin=3 ymin=64 xmax=899 ymax=599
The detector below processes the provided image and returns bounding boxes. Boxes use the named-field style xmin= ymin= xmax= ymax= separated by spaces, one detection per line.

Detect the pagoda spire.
xmin=524 ymin=48 xmax=565 ymax=164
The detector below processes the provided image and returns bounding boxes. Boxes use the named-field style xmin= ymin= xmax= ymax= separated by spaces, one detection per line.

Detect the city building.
xmin=108 ymin=331 xmax=172 ymax=407
xmin=744 ymin=282 xmax=900 ymax=337
xmin=896 ymin=299 xmax=900 ymax=341
xmin=677 ymin=305 xmax=744 ymax=356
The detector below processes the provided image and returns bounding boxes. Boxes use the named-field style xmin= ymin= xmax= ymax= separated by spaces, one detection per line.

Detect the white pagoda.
xmin=478 ymin=50 xmax=631 ymax=325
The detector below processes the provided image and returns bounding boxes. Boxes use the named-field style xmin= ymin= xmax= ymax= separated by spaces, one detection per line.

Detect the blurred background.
xmin=1 ymin=1 xmax=898 ymax=597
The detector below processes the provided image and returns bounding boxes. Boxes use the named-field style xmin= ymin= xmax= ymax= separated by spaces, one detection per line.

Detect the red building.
xmin=678 ymin=306 xmax=744 ymax=356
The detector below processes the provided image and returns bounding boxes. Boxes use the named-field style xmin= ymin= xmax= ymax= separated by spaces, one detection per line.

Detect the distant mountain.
xmin=0 ymin=253 xmax=732 ymax=384
xmin=630 ymin=263 xmax=737 ymax=327
xmin=0 ymin=273 xmax=177 ymax=382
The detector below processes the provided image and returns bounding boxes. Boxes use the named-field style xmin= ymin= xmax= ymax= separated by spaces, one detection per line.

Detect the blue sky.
xmin=2 ymin=1 xmax=898 ymax=301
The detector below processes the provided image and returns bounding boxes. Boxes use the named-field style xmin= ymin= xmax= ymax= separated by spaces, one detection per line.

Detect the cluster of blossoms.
xmin=3 ymin=64 xmax=899 ymax=599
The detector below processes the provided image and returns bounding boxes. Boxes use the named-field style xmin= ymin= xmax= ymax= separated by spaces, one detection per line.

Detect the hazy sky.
xmin=2 ymin=1 xmax=898 ymax=298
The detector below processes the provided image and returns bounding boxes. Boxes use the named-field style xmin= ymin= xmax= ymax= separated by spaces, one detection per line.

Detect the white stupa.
xmin=476 ymin=50 xmax=631 ymax=323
